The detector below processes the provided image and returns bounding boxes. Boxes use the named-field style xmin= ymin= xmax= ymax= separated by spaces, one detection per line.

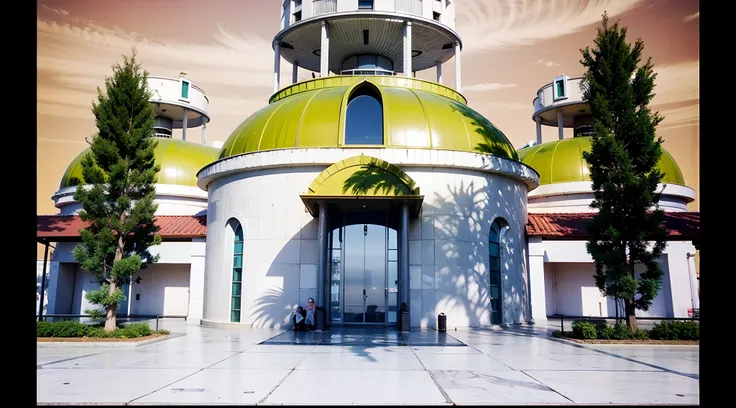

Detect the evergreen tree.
xmin=72 ymin=49 xmax=161 ymax=331
xmin=580 ymin=13 xmax=668 ymax=331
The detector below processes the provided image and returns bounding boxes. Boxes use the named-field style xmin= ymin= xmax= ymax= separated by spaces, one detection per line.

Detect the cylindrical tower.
xmin=522 ymin=74 xmax=695 ymax=213
xmin=531 ymin=75 xmax=590 ymax=144
xmin=53 ymin=74 xmax=220 ymax=216
xmin=147 ymin=74 xmax=211 ymax=144
xmin=272 ymin=0 xmax=462 ymax=93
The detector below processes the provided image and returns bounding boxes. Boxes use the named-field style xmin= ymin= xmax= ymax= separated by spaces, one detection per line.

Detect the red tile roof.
xmin=38 ymin=212 xmax=699 ymax=243
xmin=37 ymin=215 xmax=207 ymax=242
xmin=526 ymin=212 xmax=700 ymax=240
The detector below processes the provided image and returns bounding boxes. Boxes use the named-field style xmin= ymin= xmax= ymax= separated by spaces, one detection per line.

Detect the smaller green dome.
xmin=60 ymin=138 xmax=220 ymax=189
xmin=518 ymin=137 xmax=685 ymax=186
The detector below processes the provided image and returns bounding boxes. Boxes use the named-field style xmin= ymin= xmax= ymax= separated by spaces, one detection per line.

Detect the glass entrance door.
xmin=330 ymin=215 xmax=398 ymax=326
xmin=344 ymin=223 xmax=386 ymax=324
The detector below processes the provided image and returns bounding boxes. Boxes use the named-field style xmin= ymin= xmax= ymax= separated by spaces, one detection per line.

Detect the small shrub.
xmin=37 ymin=321 xmax=161 ymax=339
xmin=552 ymin=330 xmax=562 ymax=338
xmin=596 ymin=324 xmax=614 ymax=339
xmin=612 ymin=323 xmax=633 ymax=340
xmin=632 ymin=329 xmax=649 ymax=340
xmin=650 ymin=321 xmax=699 ymax=340
xmin=37 ymin=321 xmax=91 ymax=338
xmin=153 ymin=329 xmax=170 ymax=335
xmin=571 ymin=321 xmax=597 ymax=339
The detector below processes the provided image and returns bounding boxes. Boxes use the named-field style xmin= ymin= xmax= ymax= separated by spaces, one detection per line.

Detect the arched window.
xmin=489 ymin=218 xmax=509 ymax=325
xmin=230 ymin=222 xmax=243 ymax=323
xmin=345 ymin=84 xmax=383 ymax=145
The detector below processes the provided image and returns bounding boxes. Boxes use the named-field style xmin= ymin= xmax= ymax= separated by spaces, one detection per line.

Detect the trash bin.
xmin=400 ymin=302 xmax=410 ymax=332
xmin=437 ymin=312 xmax=446 ymax=332
xmin=315 ymin=306 xmax=326 ymax=331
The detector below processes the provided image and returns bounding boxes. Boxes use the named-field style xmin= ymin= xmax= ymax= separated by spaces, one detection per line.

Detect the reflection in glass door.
xmin=329 ymin=215 xmax=398 ymax=325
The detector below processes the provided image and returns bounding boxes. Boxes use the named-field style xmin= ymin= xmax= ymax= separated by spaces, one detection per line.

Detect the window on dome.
xmin=230 ymin=220 xmax=243 ymax=323
xmin=489 ymin=217 xmax=509 ymax=325
xmin=345 ymin=84 xmax=384 ymax=145
xmin=358 ymin=0 xmax=374 ymax=10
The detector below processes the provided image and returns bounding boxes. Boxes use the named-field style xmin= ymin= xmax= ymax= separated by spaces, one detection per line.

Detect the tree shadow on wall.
xmin=450 ymin=102 xmax=519 ymax=161
xmin=425 ymin=172 xmax=530 ymax=328
xmin=342 ymin=158 xmax=419 ymax=196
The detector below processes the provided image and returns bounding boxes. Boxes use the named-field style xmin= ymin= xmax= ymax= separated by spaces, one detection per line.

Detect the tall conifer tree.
xmin=72 ymin=49 xmax=161 ymax=331
xmin=581 ymin=13 xmax=667 ymax=331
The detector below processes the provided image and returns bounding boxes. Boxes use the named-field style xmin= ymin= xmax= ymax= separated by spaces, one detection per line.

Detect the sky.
xmin=37 ymin=0 xmax=700 ymax=220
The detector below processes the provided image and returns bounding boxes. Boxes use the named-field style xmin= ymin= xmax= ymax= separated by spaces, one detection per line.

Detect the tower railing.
xmin=312 ymin=0 xmax=423 ymax=17
xmin=313 ymin=0 xmax=337 ymax=16
xmin=395 ymin=0 xmax=423 ymax=15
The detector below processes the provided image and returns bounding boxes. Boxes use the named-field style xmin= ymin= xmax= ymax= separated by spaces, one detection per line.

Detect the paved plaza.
xmin=36 ymin=322 xmax=699 ymax=405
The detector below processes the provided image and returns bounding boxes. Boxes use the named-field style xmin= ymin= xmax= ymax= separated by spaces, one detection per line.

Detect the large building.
xmin=37 ymin=0 xmax=699 ymax=329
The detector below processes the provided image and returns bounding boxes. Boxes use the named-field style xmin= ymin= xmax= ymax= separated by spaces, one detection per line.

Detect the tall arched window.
xmin=489 ymin=218 xmax=509 ymax=325
xmin=345 ymin=84 xmax=383 ymax=145
xmin=230 ymin=222 xmax=243 ymax=323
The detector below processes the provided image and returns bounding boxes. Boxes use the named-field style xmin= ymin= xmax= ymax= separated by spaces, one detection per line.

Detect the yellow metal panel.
xmin=61 ymin=138 xmax=220 ymax=188
xmin=382 ymin=87 xmax=431 ymax=148
xmin=518 ymin=137 xmax=686 ymax=186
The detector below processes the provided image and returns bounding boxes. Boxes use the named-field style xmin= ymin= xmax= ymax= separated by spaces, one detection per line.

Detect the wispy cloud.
xmin=457 ymin=0 xmax=645 ymax=53
xmin=651 ymin=61 xmax=699 ymax=129
xmin=683 ymin=12 xmax=699 ymax=22
xmin=535 ymin=59 xmax=560 ymax=68
xmin=477 ymin=101 xmax=529 ymax=113
xmin=37 ymin=137 xmax=89 ymax=145
xmin=463 ymin=83 xmax=518 ymax=92
xmin=40 ymin=5 xmax=69 ymax=16
xmin=37 ymin=15 xmax=288 ymax=121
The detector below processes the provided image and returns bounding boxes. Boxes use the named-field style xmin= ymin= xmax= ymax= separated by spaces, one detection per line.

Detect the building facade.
xmin=37 ymin=0 xmax=699 ymax=330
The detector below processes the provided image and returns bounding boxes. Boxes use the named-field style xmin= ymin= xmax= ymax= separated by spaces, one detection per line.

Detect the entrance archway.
xmin=300 ymin=155 xmax=423 ymax=327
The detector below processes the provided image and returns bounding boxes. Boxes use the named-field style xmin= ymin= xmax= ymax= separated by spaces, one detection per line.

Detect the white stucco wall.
xmin=528 ymin=240 xmax=698 ymax=321
xmin=52 ymin=184 xmax=208 ymax=216
xmin=200 ymin=148 xmax=536 ymax=328
xmin=527 ymin=182 xmax=695 ymax=213
xmin=46 ymin=240 xmax=201 ymax=319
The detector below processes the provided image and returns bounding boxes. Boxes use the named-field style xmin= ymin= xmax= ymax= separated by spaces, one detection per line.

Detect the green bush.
xmin=612 ymin=323 xmax=633 ymax=339
xmin=36 ymin=321 xmax=92 ymax=338
xmin=596 ymin=324 xmax=614 ymax=339
xmin=37 ymin=321 xmax=163 ymax=339
xmin=632 ymin=329 xmax=649 ymax=340
xmin=571 ymin=321 xmax=597 ymax=339
xmin=649 ymin=321 xmax=699 ymax=340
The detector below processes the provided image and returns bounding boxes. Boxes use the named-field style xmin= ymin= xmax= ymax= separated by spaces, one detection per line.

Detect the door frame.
xmin=332 ymin=211 xmax=398 ymax=327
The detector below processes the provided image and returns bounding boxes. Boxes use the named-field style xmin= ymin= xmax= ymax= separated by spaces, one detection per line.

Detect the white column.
xmin=320 ymin=21 xmax=330 ymax=77
xmin=436 ymin=62 xmax=442 ymax=84
xmin=201 ymin=122 xmax=207 ymax=145
xmin=454 ymin=41 xmax=462 ymax=93
xmin=317 ymin=203 xmax=328 ymax=310
xmin=528 ymin=237 xmax=547 ymax=325
xmin=182 ymin=108 xmax=188 ymax=141
xmin=440 ymin=0 xmax=446 ymax=22
xmin=187 ymin=238 xmax=207 ymax=324
xmin=557 ymin=109 xmax=564 ymax=140
xmin=687 ymin=251 xmax=700 ymax=310
xmin=400 ymin=203 xmax=410 ymax=309
xmin=403 ymin=21 xmax=412 ymax=77
xmin=535 ymin=116 xmax=542 ymax=145
xmin=273 ymin=41 xmax=281 ymax=93
xmin=292 ymin=61 xmax=299 ymax=84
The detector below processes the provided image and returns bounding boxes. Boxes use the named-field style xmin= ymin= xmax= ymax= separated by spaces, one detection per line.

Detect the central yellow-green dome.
xmin=518 ymin=136 xmax=685 ymax=186
xmin=60 ymin=138 xmax=220 ymax=189
xmin=219 ymin=76 xmax=518 ymax=161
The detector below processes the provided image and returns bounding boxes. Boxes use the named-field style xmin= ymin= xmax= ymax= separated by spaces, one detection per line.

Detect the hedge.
xmin=37 ymin=321 xmax=169 ymax=338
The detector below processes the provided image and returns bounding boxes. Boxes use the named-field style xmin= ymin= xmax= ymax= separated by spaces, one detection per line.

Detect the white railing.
xmin=395 ymin=0 xmax=423 ymax=15
xmin=340 ymin=68 xmax=396 ymax=76
xmin=313 ymin=0 xmax=337 ymax=16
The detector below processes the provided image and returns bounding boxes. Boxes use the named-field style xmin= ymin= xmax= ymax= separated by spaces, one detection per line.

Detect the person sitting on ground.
xmin=304 ymin=297 xmax=316 ymax=331
xmin=293 ymin=305 xmax=306 ymax=331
